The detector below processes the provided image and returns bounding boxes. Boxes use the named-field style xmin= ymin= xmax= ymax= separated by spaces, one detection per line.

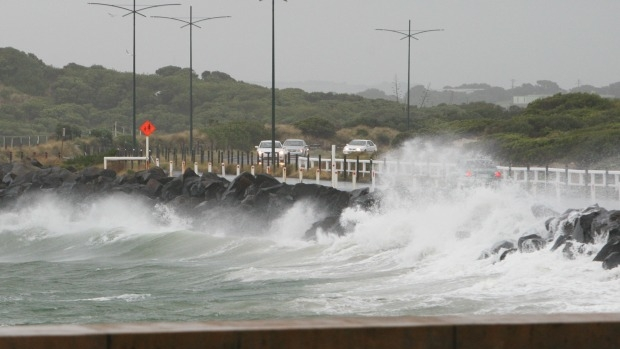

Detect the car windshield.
xmin=284 ymin=140 xmax=304 ymax=146
xmin=349 ymin=140 xmax=366 ymax=146
xmin=464 ymin=159 xmax=494 ymax=168
xmin=259 ymin=141 xmax=282 ymax=148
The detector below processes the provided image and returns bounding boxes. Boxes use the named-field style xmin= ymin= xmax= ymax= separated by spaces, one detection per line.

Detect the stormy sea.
xmin=1 ymin=143 xmax=620 ymax=326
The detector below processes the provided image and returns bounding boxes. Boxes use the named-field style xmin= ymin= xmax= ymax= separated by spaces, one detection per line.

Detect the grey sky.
xmin=1 ymin=0 xmax=618 ymax=93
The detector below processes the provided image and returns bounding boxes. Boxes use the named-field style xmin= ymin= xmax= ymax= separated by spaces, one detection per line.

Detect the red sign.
xmin=140 ymin=120 xmax=156 ymax=136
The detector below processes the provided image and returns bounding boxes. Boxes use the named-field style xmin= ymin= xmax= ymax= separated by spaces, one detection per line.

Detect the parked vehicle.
xmin=255 ymin=140 xmax=286 ymax=162
xmin=342 ymin=139 xmax=377 ymax=155
xmin=283 ymin=139 xmax=309 ymax=157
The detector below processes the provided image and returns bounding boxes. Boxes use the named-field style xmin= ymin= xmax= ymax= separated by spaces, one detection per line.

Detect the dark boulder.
xmin=254 ymin=173 xmax=280 ymax=189
xmin=304 ymin=215 xmax=346 ymax=240
xmin=30 ymin=158 xmax=44 ymax=168
xmin=561 ymin=241 xmax=591 ymax=260
xmin=161 ymin=176 xmax=184 ymax=201
xmin=142 ymin=178 xmax=163 ymax=198
xmin=221 ymin=172 xmax=255 ymax=202
xmin=574 ymin=205 xmax=606 ymax=244
xmin=168 ymin=194 xmax=205 ymax=211
xmin=183 ymin=176 xmax=205 ymax=198
xmin=500 ymin=248 xmax=517 ymax=261
xmin=478 ymin=240 xmax=516 ymax=260
xmin=601 ymin=211 xmax=620 ymax=241
xmin=75 ymin=174 xmax=118 ymax=196
xmin=593 ymin=238 xmax=620 ymax=262
xmin=8 ymin=161 xmax=40 ymax=178
xmin=550 ymin=234 xmax=569 ymax=252
xmin=547 ymin=205 xmax=607 ymax=251
xmin=518 ymin=234 xmax=547 ymax=253
xmin=78 ymin=166 xmax=116 ymax=183
xmin=135 ymin=166 xmax=167 ymax=184
xmin=2 ymin=172 xmax=16 ymax=186
xmin=290 ymin=183 xmax=352 ymax=215
xmin=349 ymin=187 xmax=378 ymax=210
xmin=30 ymin=166 xmax=77 ymax=190
xmin=252 ymin=183 xmax=291 ymax=219
xmin=183 ymin=168 xmax=199 ymax=181
xmin=602 ymin=252 xmax=620 ymax=270
xmin=204 ymin=180 xmax=228 ymax=202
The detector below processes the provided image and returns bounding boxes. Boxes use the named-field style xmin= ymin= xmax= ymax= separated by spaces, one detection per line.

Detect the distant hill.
xmin=357 ymin=80 xmax=620 ymax=108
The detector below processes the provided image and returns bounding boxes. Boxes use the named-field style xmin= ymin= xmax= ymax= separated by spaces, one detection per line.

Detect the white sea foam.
xmin=82 ymin=294 xmax=151 ymax=302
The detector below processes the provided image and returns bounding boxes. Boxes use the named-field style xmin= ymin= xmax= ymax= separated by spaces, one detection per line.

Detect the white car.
xmin=342 ymin=139 xmax=377 ymax=155
xmin=255 ymin=140 xmax=286 ymax=161
xmin=283 ymin=139 xmax=309 ymax=157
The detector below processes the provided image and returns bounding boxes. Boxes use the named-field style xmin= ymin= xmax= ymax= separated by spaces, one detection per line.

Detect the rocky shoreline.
xmin=0 ymin=159 xmax=377 ymax=240
xmin=493 ymin=203 xmax=620 ymax=270
xmin=2 ymin=159 xmax=620 ymax=269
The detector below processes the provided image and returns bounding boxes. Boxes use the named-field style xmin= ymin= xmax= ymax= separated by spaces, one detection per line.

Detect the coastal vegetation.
xmin=1 ymin=47 xmax=620 ymax=168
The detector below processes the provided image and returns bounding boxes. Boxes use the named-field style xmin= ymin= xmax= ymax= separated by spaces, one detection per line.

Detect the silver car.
xmin=255 ymin=140 xmax=286 ymax=161
xmin=342 ymin=139 xmax=377 ymax=155
xmin=283 ymin=139 xmax=309 ymax=157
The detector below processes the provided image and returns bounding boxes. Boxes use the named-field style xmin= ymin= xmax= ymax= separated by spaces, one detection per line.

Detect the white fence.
xmin=299 ymin=157 xmax=620 ymax=199
xmin=2 ymin=135 xmax=50 ymax=148
xmin=497 ymin=166 xmax=620 ymax=201
xmin=146 ymin=154 xmax=620 ymax=200
xmin=301 ymin=157 xmax=457 ymax=179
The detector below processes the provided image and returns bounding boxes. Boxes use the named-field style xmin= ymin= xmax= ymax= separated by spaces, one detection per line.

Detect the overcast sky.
xmin=1 ymin=0 xmax=618 ymax=93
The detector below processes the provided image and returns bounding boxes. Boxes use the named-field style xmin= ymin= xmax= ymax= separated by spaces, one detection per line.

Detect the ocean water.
xmin=2 ymin=144 xmax=620 ymax=326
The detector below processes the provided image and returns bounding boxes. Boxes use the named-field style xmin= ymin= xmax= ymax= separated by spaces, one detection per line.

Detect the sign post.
xmin=139 ymin=120 xmax=156 ymax=168
xmin=103 ymin=120 xmax=157 ymax=170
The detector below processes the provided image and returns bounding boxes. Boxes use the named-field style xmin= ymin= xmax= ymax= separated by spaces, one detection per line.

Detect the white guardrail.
xmin=497 ymin=165 xmax=620 ymax=201
xmin=300 ymin=157 xmax=457 ymax=178
xmin=102 ymin=151 xmax=620 ymax=199
xmin=299 ymin=159 xmax=620 ymax=199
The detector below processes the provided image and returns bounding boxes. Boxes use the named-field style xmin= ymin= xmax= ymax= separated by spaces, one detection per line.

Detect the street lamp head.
xmin=90 ymin=1 xmax=181 ymax=148
xmin=376 ymin=20 xmax=443 ymax=131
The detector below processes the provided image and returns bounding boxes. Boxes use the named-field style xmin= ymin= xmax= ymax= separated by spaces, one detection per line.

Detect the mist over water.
xmin=2 ymin=141 xmax=620 ymax=326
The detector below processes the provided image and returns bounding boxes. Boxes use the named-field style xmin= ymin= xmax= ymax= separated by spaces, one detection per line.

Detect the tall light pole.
xmin=153 ymin=7 xmax=230 ymax=161
xmin=89 ymin=1 xmax=180 ymax=150
xmin=377 ymin=20 xmax=442 ymax=131
xmin=259 ymin=0 xmax=287 ymax=167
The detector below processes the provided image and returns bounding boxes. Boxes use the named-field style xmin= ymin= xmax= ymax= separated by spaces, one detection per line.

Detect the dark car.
xmin=459 ymin=159 xmax=502 ymax=186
